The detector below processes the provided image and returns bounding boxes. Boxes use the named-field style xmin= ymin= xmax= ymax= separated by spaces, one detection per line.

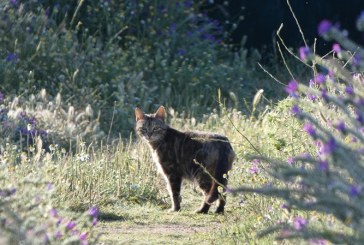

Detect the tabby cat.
xmin=135 ymin=106 xmax=235 ymax=213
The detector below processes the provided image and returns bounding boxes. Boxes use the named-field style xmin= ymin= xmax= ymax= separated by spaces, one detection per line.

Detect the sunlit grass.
xmin=1 ymin=97 xmax=346 ymax=243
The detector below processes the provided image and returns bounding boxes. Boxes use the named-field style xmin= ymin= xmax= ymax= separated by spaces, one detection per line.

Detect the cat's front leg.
xmin=166 ymin=174 xmax=182 ymax=212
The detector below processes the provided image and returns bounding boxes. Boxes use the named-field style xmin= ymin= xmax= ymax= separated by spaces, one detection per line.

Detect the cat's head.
xmin=135 ymin=106 xmax=168 ymax=143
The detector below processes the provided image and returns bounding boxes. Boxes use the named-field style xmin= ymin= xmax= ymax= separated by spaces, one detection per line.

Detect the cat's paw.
xmin=195 ymin=207 xmax=210 ymax=214
xmin=214 ymin=207 xmax=224 ymax=214
xmin=195 ymin=203 xmax=210 ymax=214
xmin=168 ymin=207 xmax=180 ymax=212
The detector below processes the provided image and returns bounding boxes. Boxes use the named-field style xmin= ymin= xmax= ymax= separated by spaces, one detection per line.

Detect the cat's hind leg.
xmin=214 ymin=175 xmax=229 ymax=214
xmin=195 ymin=179 xmax=213 ymax=214
xmin=215 ymin=193 xmax=226 ymax=214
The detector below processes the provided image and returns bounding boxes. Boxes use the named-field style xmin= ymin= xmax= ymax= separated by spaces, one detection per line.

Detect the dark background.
xmin=203 ymin=0 xmax=364 ymax=53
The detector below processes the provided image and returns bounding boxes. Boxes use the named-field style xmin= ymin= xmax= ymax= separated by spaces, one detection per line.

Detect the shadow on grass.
xmin=99 ymin=211 xmax=126 ymax=221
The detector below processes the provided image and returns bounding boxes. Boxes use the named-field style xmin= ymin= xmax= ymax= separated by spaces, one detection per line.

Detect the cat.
xmin=135 ymin=106 xmax=235 ymax=213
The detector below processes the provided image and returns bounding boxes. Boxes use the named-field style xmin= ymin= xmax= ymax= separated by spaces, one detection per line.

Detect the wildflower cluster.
xmin=236 ymin=11 xmax=364 ymax=244
xmin=280 ymin=14 xmax=364 ymax=242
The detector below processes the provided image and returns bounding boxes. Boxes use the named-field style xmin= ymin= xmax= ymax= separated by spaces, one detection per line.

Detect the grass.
xmin=1 ymin=94 xmax=353 ymax=244
xmin=1 ymin=1 xmax=362 ymax=244
xmin=65 ymin=102 xmax=315 ymax=243
xmin=90 ymin=100 xmax=350 ymax=244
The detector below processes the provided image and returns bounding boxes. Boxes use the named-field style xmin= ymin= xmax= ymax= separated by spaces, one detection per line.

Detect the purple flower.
xmin=318 ymin=20 xmax=333 ymax=36
xmin=299 ymin=47 xmax=310 ymax=60
xmin=317 ymin=160 xmax=328 ymax=171
xmin=92 ymin=217 xmax=98 ymax=226
xmin=249 ymin=164 xmax=259 ymax=174
xmin=66 ymin=220 xmax=76 ymax=230
xmin=280 ymin=203 xmax=290 ymax=210
xmin=356 ymin=109 xmax=364 ymax=124
xmin=335 ymin=121 xmax=346 ymax=134
xmin=293 ymin=216 xmax=308 ymax=230
xmin=18 ymin=127 xmax=29 ymax=135
xmin=6 ymin=53 xmax=18 ymax=62
xmin=291 ymin=105 xmax=301 ymax=117
xmin=345 ymin=85 xmax=354 ymax=95
xmin=314 ymin=74 xmax=326 ymax=84
xmin=307 ymin=94 xmax=317 ymax=102
xmin=303 ymin=123 xmax=316 ymax=137
xmin=89 ymin=206 xmax=99 ymax=218
xmin=332 ymin=43 xmax=341 ymax=53
xmin=349 ymin=185 xmax=361 ymax=197
xmin=321 ymin=138 xmax=336 ymax=156
xmin=287 ymin=157 xmax=294 ymax=165
xmin=49 ymin=208 xmax=58 ymax=217
xmin=249 ymin=159 xmax=262 ymax=174
xmin=353 ymin=54 xmax=361 ymax=67
xmin=321 ymin=89 xmax=329 ymax=102
xmin=47 ymin=183 xmax=54 ymax=191
xmin=55 ymin=230 xmax=62 ymax=239
xmin=80 ymin=231 xmax=87 ymax=241
xmin=285 ymin=80 xmax=298 ymax=97
xmin=9 ymin=0 xmax=17 ymax=7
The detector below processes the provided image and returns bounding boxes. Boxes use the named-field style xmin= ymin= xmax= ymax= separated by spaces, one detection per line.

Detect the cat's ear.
xmin=154 ymin=106 xmax=166 ymax=121
xmin=135 ymin=107 xmax=145 ymax=122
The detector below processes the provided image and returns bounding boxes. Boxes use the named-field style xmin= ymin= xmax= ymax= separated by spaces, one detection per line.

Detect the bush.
xmin=235 ymin=11 xmax=364 ymax=243
xmin=0 ymin=0 xmax=276 ymax=136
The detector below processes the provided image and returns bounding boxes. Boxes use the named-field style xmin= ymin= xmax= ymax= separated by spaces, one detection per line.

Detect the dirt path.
xmin=95 ymin=204 xmax=229 ymax=244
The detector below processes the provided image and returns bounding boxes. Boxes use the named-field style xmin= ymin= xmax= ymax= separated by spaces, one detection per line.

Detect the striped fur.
xmin=135 ymin=106 xmax=235 ymax=213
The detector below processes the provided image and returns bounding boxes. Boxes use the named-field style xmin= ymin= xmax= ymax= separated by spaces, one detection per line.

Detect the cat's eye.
xmin=139 ymin=128 xmax=147 ymax=133
xmin=153 ymin=127 xmax=161 ymax=131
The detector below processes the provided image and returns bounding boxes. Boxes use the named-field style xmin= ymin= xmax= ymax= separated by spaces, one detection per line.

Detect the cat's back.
xmin=185 ymin=130 xmax=231 ymax=145
xmin=183 ymin=130 xmax=235 ymax=171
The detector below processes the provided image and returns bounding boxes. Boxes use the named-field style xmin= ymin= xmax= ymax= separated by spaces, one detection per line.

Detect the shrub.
xmin=0 ymin=0 xmax=276 ymax=136
xmin=234 ymin=11 xmax=364 ymax=244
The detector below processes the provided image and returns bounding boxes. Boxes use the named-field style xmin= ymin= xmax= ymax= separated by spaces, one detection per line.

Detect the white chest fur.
xmin=149 ymin=146 xmax=166 ymax=176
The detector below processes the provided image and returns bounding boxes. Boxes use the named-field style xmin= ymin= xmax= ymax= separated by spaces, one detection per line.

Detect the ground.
xmin=94 ymin=179 xmax=294 ymax=245
xmin=95 ymin=184 xmax=247 ymax=244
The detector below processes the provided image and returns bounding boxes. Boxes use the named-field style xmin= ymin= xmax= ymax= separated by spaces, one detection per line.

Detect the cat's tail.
xmin=207 ymin=145 xmax=234 ymax=204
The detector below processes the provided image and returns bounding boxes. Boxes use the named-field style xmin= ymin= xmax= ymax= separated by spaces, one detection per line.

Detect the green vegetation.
xmin=1 ymin=0 xmax=364 ymax=244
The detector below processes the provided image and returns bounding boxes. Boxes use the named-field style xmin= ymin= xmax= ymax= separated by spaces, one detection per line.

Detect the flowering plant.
xmin=235 ymin=11 xmax=364 ymax=244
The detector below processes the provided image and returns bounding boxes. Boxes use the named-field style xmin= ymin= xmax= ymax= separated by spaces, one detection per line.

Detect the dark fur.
xmin=135 ymin=106 xmax=235 ymax=213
